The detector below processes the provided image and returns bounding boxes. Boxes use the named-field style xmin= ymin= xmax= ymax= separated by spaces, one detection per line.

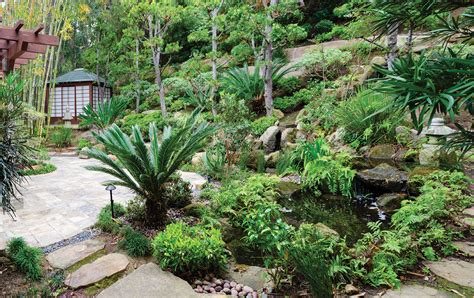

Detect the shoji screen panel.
xmin=51 ymin=87 xmax=62 ymax=117
xmin=76 ymin=85 xmax=90 ymax=116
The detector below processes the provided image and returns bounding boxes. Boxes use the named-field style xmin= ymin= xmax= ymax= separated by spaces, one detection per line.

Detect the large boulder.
xmin=273 ymin=109 xmax=285 ymax=119
xmin=367 ymin=144 xmax=398 ymax=160
xmin=356 ymin=163 xmax=408 ymax=194
xmin=226 ymin=265 xmax=273 ymax=291
xmin=280 ymin=128 xmax=296 ymax=149
xmin=395 ymin=126 xmax=425 ymax=146
xmin=259 ymin=126 xmax=281 ymax=153
xmin=191 ymin=152 xmax=205 ymax=167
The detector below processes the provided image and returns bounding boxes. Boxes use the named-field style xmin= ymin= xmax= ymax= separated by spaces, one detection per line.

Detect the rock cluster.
xmin=193 ymin=275 xmax=258 ymax=297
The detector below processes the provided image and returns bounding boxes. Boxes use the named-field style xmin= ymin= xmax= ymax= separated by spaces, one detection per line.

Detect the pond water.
xmin=280 ymin=191 xmax=389 ymax=245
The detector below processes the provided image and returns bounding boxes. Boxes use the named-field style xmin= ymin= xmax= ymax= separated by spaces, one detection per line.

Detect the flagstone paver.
xmin=383 ymin=284 xmax=452 ymax=297
xmin=98 ymin=263 xmax=198 ymax=298
xmin=0 ymin=156 xmax=134 ymax=250
xmin=453 ymin=241 xmax=474 ymax=257
xmin=65 ymin=253 xmax=129 ymax=289
xmin=425 ymin=259 xmax=474 ymax=288
xmin=46 ymin=239 xmax=105 ymax=269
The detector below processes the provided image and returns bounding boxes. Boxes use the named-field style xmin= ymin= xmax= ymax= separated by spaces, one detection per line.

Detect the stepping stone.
xmin=383 ymin=284 xmax=451 ymax=297
xmin=98 ymin=263 xmax=198 ymax=298
xmin=425 ymin=259 xmax=474 ymax=288
xmin=65 ymin=253 xmax=129 ymax=289
xmin=46 ymin=239 xmax=105 ymax=269
xmin=453 ymin=241 xmax=474 ymax=257
xmin=462 ymin=207 xmax=474 ymax=217
xmin=178 ymin=171 xmax=207 ymax=190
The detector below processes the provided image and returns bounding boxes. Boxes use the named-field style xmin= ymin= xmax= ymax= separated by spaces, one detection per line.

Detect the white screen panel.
xmin=51 ymin=87 xmax=62 ymax=117
xmin=76 ymin=85 xmax=90 ymax=115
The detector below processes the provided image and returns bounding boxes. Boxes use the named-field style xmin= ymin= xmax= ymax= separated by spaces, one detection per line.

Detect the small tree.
xmin=79 ymin=98 xmax=128 ymax=131
xmin=85 ymin=110 xmax=214 ymax=226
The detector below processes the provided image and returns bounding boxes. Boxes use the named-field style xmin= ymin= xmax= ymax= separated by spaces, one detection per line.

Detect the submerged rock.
xmin=356 ymin=163 xmax=408 ymax=194
xmin=376 ymin=193 xmax=407 ymax=213
xmin=315 ymin=223 xmax=339 ymax=238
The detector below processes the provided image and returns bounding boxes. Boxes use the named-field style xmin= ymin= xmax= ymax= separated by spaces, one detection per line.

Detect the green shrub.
xmin=274 ymin=85 xmax=319 ymax=112
xmin=120 ymin=111 xmax=166 ymax=136
xmin=298 ymin=47 xmax=352 ymax=80
xmin=164 ymin=176 xmax=192 ymax=208
xmin=125 ymin=196 xmax=146 ymax=223
xmin=50 ymin=126 xmax=72 ymax=148
xmin=152 ymin=222 xmax=228 ymax=274
xmin=315 ymin=25 xmax=350 ymax=42
xmin=169 ymin=99 xmax=186 ymax=112
xmin=341 ymin=41 xmax=377 ymax=62
xmin=335 ymin=89 xmax=404 ymax=148
xmin=20 ymin=162 xmax=56 ymax=176
xmin=6 ymin=237 xmax=43 ymax=280
xmin=274 ymin=77 xmax=301 ymax=95
xmin=202 ymin=145 xmax=227 ymax=179
xmin=250 ymin=116 xmax=277 ymax=136
xmin=299 ymin=87 xmax=338 ymax=132
xmin=119 ymin=226 xmax=151 ymax=257
xmin=314 ymin=19 xmax=335 ymax=33
xmin=77 ymin=138 xmax=93 ymax=150
xmin=96 ymin=203 xmax=126 ymax=234
xmin=256 ymin=150 xmax=266 ymax=173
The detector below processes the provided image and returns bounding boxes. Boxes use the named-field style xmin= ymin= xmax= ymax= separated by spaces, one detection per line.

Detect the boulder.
xmin=295 ymin=109 xmax=307 ymax=125
xmin=277 ymin=176 xmax=302 ymax=197
xmin=259 ymin=126 xmax=281 ymax=153
xmin=315 ymin=223 xmax=339 ymax=238
xmin=264 ymin=151 xmax=280 ymax=168
xmin=280 ymin=128 xmax=296 ymax=149
xmin=182 ymin=202 xmax=206 ymax=217
xmin=356 ymin=163 xmax=408 ymax=194
xmin=377 ymin=193 xmax=407 ymax=213
xmin=453 ymin=241 xmax=474 ymax=257
xmin=98 ymin=263 xmax=199 ymax=298
xmin=272 ymin=109 xmax=285 ymax=120
xmin=367 ymin=144 xmax=398 ymax=160
xmin=370 ymin=56 xmax=386 ymax=66
xmin=78 ymin=147 xmax=89 ymax=159
xmin=327 ymin=128 xmax=345 ymax=149
xmin=191 ymin=152 xmax=205 ymax=167
xmin=226 ymin=265 xmax=272 ymax=291
xmin=177 ymin=171 xmax=207 ymax=190
xmin=395 ymin=126 xmax=425 ymax=146
xmin=46 ymin=239 xmax=104 ymax=270
xmin=65 ymin=253 xmax=129 ymax=289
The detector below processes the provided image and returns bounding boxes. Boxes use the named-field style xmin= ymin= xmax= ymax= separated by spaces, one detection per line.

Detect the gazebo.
xmin=46 ymin=68 xmax=112 ymax=124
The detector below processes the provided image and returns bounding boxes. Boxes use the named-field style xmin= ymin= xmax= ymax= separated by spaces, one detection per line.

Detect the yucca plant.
xmin=221 ymin=59 xmax=294 ymax=103
xmin=79 ymin=98 xmax=128 ymax=131
xmin=85 ymin=110 xmax=214 ymax=226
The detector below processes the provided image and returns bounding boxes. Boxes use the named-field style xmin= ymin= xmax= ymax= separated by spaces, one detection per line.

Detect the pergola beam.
xmin=14 ymin=21 xmax=24 ymax=32
xmin=0 ymin=28 xmax=59 ymax=46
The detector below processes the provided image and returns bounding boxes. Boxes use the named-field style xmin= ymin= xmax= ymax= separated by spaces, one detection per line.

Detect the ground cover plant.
xmin=6 ymin=238 xmax=43 ymax=281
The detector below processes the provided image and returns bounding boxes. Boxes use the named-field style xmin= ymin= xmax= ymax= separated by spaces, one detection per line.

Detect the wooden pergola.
xmin=0 ymin=19 xmax=59 ymax=76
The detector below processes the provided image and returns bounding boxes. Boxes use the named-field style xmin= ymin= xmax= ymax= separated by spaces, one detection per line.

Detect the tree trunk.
xmin=145 ymin=197 xmax=167 ymax=227
xmin=387 ymin=23 xmax=399 ymax=70
xmin=135 ymin=38 xmax=140 ymax=113
xmin=406 ymin=24 xmax=414 ymax=51
xmin=210 ymin=7 xmax=219 ymax=116
xmin=263 ymin=0 xmax=278 ymax=117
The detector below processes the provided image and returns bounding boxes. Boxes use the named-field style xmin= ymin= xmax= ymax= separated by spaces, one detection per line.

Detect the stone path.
xmin=98 ymin=263 xmax=200 ymax=298
xmin=382 ymin=284 xmax=452 ymax=297
xmin=46 ymin=239 xmax=105 ymax=269
xmin=65 ymin=253 xmax=129 ymax=289
xmin=424 ymin=259 xmax=474 ymax=289
xmin=0 ymin=156 xmax=134 ymax=249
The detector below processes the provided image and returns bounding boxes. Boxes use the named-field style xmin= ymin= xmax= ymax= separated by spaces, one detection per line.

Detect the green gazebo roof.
xmin=52 ymin=68 xmax=108 ymax=85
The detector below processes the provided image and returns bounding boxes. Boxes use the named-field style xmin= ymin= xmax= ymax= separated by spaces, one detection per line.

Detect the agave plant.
xmin=85 ymin=110 xmax=214 ymax=226
xmin=79 ymin=98 xmax=128 ymax=131
xmin=221 ymin=59 xmax=294 ymax=103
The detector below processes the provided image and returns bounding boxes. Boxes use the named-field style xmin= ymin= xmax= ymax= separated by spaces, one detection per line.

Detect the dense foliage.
xmin=152 ymin=222 xmax=228 ymax=274
xmin=6 ymin=238 xmax=43 ymax=281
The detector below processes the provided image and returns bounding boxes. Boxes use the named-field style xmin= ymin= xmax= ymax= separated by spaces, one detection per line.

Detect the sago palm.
xmin=85 ymin=110 xmax=214 ymax=226
xmin=79 ymin=98 xmax=128 ymax=131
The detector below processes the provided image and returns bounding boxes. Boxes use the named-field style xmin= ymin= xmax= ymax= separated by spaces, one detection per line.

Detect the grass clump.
xmin=6 ymin=237 xmax=43 ymax=280
xmin=96 ymin=203 xmax=126 ymax=234
xmin=50 ymin=126 xmax=73 ymax=148
xmin=250 ymin=116 xmax=277 ymax=136
xmin=20 ymin=162 xmax=56 ymax=176
xmin=119 ymin=226 xmax=151 ymax=257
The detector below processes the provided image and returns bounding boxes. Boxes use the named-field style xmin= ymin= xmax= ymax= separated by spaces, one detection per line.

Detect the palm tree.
xmin=85 ymin=110 xmax=214 ymax=226
xmin=79 ymin=98 xmax=128 ymax=131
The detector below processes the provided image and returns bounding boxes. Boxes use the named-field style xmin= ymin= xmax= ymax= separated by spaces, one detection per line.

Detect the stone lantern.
xmin=63 ymin=104 xmax=73 ymax=128
xmin=419 ymin=117 xmax=455 ymax=166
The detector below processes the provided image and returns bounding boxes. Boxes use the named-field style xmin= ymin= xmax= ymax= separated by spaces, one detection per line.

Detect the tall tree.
xmin=262 ymin=0 xmax=279 ymax=116
xmin=130 ymin=0 xmax=183 ymax=117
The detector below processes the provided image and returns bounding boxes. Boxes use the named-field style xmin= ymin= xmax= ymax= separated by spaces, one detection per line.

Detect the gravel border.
xmin=42 ymin=229 xmax=101 ymax=254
